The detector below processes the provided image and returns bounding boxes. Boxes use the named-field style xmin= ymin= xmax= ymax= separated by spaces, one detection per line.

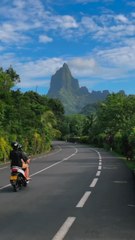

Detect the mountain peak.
xmin=47 ymin=63 xmax=80 ymax=98
xmin=47 ymin=64 xmax=109 ymax=114
xmin=63 ymin=62 xmax=69 ymax=69
xmin=59 ymin=63 xmax=71 ymax=77
xmin=63 ymin=62 xmax=68 ymax=67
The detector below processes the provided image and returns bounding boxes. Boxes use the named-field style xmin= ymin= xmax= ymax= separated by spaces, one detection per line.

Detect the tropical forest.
xmin=0 ymin=66 xmax=135 ymax=171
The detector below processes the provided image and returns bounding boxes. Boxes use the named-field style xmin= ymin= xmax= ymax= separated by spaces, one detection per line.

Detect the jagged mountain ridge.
xmin=47 ymin=63 xmax=110 ymax=114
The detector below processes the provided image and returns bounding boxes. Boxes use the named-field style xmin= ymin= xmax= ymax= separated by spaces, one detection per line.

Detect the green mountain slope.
xmin=47 ymin=63 xmax=109 ymax=114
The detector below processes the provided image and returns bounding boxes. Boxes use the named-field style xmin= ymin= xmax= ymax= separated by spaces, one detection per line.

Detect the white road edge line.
xmin=76 ymin=191 xmax=91 ymax=208
xmin=0 ymin=184 xmax=11 ymax=190
xmin=30 ymin=145 xmax=62 ymax=161
xmin=31 ymin=148 xmax=78 ymax=177
xmin=90 ymin=178 xmax=98 ymax=188
xmin=0 ymin=166 xmax=8 ymax=170
xmin=0 ymin=148 xmax=78 ymax=190
xmin=52 ymin=217 xmax=76 ymax=240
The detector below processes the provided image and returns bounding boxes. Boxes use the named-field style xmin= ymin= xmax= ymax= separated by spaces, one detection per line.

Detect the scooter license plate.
xmin=10 ymin=175 xmax=17 ymax=181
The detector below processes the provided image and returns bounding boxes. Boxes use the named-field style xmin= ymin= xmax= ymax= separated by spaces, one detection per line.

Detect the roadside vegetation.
xmin=0 ymin=66 xmax=64 ymax=162
xmin=0 ymin=66 xmax=135 ymax=171
xmin=63 ymin=93 xmax=135 ymax=170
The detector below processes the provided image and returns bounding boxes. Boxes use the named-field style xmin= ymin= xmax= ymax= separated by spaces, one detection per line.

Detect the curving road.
xmin=0 ymin=141 xmax=135 ymax=240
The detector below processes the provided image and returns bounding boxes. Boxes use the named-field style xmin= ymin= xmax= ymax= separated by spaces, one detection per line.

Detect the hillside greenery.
xmin=63 ymin=92 xmax=135 ymax=168
xmin=0 ymin=66 xmax=135 ymax=169
xmin=0 ymin=66 xmax=65 ymax=162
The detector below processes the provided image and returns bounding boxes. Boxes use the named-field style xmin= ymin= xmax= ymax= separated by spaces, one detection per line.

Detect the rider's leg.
xmin=22 ymin=163 xmax=29 ymax=180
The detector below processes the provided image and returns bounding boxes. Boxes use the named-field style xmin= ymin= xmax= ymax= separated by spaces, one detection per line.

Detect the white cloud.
xmin=0 ymin=23 xmax=30 ymax=43
xmin=39 ymin=35 xmax=53 ymax=43
xmin=12 ymin=0 xmax=26 ymax=9
xmin=75 ymin=0 xmax=100 ymax=3
xmin=0 ymin=0 xmax=133 ymax=47
xmin=67 ymin=55 xmax=126 ymax=81
xmin=115 ymin=14 xmax=129 ymax=23
xmin=57 ymin=15 xmax=78 ymax=29
xmin=1 ymin=45 xmax=135 ymax=90
xmin=19 ymin=58 xmax=63 ymax=77
xmin=46 ymin=15 xmax=78 ymax=30
xmin=0 ymin=50 xmax=134 ymax=94
xmin=14 ymin=58 xmax=64 ymax=89
xmin=0 ymin=52 xmax=19 ymax=69
xmin=81 ymin=17 xmax=99 ymax=31
xmin=0 ymin=0 xmax=135 ymax=93
xmin=97 ymin=46 xmax=135 ymax=69
xmin=0 ymin=0 xmax=79 ymax=45
xmin=17 ymin=79 xmax=50 ymax=88
xmin=68 ymin=57 xmax=97 ymax=77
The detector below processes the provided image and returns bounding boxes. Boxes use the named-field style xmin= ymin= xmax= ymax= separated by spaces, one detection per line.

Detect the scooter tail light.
xmin=12 ymin=168 xmax=18 ymax=173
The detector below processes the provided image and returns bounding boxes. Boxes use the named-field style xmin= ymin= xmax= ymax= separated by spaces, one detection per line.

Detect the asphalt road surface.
xmin=0 ymin=141 xmax=135 ymax=240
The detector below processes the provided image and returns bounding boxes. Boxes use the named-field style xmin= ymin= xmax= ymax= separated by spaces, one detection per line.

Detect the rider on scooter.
xmin=18 ymin=144 xmax=31 ymax=180
xmin=10 ymin=142 xmax=29 ymax=181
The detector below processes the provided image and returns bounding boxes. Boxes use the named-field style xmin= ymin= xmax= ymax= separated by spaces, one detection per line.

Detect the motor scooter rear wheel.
xmin=13 ymin=176 xmax=22 ymax=192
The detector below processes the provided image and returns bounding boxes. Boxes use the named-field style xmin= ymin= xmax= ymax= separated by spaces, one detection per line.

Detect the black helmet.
xmin=11 ymin=141 xmax=19 ymax=149
xmin=18 ymin=144 xmax=22 ymax=150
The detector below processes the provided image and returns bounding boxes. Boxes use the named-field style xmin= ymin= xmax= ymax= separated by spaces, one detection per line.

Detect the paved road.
xmin=0 ymin=141 xmax=135 ymax=240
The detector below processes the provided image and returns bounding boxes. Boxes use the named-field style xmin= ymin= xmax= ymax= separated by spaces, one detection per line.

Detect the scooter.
xmin=10 ymin=166 xmax=28 ymax=192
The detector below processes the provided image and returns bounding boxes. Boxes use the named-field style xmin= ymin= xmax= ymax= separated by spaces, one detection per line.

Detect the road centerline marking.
xmin=90 ymin=178 xmax=98 ymax=188
xmin=76 ymin=191 xmax=91 ymax=208
xmin=52 ymin=217 xmax=76 ymax=240
xmin=96 ymin=170 xmax=101 ymax=176
xmin=98 ymin=166 xmax=102 ymax=170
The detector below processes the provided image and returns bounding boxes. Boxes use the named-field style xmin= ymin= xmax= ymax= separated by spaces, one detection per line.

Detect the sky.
xmin=0 ymin=0 xmax=135 ymax=95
